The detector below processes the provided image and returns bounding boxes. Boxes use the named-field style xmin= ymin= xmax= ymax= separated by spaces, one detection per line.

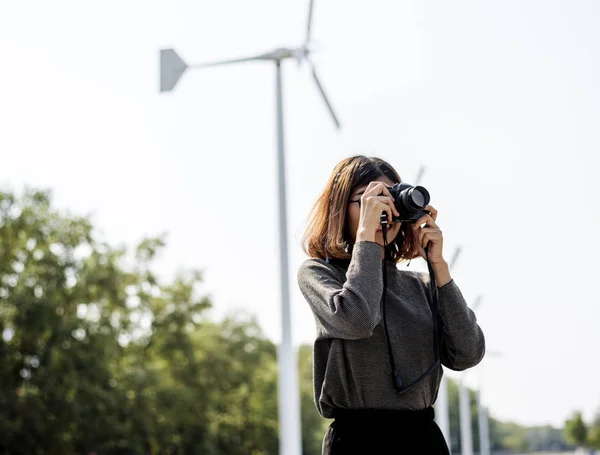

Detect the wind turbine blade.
xmin=472 ymin=294 xmax=484 ymax=312
xmin=310 ymin=63 xmax=341 ymax=129
xmin=191 ymin=52 xmax=273 ymax=69
xmin=415 ymin=165 xmax=426 ymax=185
xmin=160 ymin=48 xmax=188 ymax=93
xmin=306 ymin=0 xmax=315 ymax=43
xmin=449 ymin=246 xmax=462 ymax=271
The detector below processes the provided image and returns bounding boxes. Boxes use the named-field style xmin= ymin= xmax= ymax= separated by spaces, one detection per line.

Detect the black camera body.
xmin=387 ymin=182 xmax=431 ymax=223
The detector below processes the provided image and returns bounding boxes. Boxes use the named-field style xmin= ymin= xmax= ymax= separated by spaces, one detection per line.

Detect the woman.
xmin=297 ymin=156 xmax=485 ymax=454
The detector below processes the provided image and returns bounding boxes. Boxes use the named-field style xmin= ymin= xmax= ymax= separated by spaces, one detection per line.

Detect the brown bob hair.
xmin=301 ymin=155 xmax=421 ymax=263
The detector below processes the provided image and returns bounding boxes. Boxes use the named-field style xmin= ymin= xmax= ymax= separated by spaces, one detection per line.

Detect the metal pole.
xmin=274 ymin=60 xmax=302 ymax=455
xmin=477 ymin=357 xmax=491 ymax=455
xmin=459 ymin=375 xmax=473 ymax=455
xmin=482 ymin=407 xmax=490 ymax=455
xmin=477 ymin=390 xmax=490 ymax=455
xmin=436 ymin=377 xmax=450 ymax=452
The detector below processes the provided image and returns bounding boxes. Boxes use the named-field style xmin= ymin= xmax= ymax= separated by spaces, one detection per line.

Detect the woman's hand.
xmin=355 ymin=182 xmax=400 ymax=243
xmin=413 ymin=205 xmax=446 ymax=266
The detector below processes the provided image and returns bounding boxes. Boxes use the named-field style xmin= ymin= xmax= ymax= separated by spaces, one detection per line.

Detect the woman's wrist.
xmin=431 ymin=260 xmax=452 ymax=287
xmin=356 ymin=228 xmax=376 ymax=244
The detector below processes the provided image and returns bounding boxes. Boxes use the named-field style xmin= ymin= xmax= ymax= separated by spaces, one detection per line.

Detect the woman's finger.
xmin=379 ymin=195 xmax=400 ymax=217
xmin=424 ymin=205 xmax=438 ymax=222
xmin=364 ymin=182 xmax=391 ymax=198
xmin=375 ymin=200 xmax=393 ymax=225
xmin=366 ymin=195 xmax=400 ymax=218
xmin=366 ymin=182 xmax=398 ymax=206
xmin=414 ymin=214 xmax=439 ymax=230
xmin=364 ymin=183 xmax=401 ymax=215
xmin=355 ymin=182 xmax=384 ymax=207
xmin=422 ymin=233 xmax=440 ymax=249
xmin=418 ymin=228 xmax=443 ymax=248
xmin=365 ymin=198 xmax=392 ymax=226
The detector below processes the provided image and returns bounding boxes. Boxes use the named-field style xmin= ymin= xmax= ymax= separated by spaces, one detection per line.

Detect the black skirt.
xmin=322 ymin=407 xmax=449 ymax=455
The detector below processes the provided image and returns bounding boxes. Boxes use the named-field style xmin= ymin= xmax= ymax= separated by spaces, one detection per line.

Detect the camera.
xmin=387 ymin=183 xmax=431 ymax=223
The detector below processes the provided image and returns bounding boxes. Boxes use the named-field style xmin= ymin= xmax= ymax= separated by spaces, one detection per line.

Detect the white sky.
xmin=1 ymin=0 xmax=599 ymax=429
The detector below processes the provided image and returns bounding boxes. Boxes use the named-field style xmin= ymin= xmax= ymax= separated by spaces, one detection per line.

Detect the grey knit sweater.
xmin=297 ymin=240 xmax=485 ymax=419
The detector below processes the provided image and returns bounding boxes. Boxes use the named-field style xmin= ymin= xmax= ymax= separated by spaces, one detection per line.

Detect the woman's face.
xmin=346 ymin=176 xmax=402 ymax=247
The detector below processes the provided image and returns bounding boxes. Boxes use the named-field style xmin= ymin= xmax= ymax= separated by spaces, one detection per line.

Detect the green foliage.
xmin=588 ymin=411 xmax=600 ymax=449
xmin=493 ymin=421 xmax=530 ymax=453
xmin=564 ymin=409 xmax=600 ymax=450
xmin=565 ymin=411 xmax=588 ymax=447
xmin=527 ymin=425 xmax=569 ymax=452
xmin=0 ymin=189 xmax=291 ymax=454
xmin=446 ymin=376 xmax=567 ymax=453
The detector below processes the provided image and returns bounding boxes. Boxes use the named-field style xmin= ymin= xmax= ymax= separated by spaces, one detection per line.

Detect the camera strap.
xmin=381 ymin=214 xmax=441 ymax=394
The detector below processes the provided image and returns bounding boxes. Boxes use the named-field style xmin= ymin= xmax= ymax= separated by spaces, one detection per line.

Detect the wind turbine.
xmin=159 ymin=2 xmax=340 ymax=454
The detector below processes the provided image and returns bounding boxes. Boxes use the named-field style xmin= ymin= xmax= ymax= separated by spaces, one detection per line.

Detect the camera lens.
xmin=411 ymin=188 xmax=426 ymax=207
xmin=402 ymin=186 xmax=430 ymax=212
xmin=389 ymin=183 xmax=431 ymax=220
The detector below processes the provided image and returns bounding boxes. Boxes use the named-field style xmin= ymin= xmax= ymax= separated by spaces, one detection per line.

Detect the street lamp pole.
xmin=477 ymin=387 xmax=490 ymax=455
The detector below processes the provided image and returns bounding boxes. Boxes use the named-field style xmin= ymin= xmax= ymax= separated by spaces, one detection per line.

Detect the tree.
xmin=565 ymin=411 xmax=588 ymax=448
xmin=0 ymin=187 xmax=332 ymax=454
xmin=0 ymin=188 xmax=139 ymax=454
xmin=587 ymin=410 xmax=600 ymax=450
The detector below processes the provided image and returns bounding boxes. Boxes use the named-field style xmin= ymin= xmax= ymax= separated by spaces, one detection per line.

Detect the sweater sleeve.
xmin=434 ymin=279 xmax=486 ymax=371
xmin=297 ymin=241 xmax=384 ymax=340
